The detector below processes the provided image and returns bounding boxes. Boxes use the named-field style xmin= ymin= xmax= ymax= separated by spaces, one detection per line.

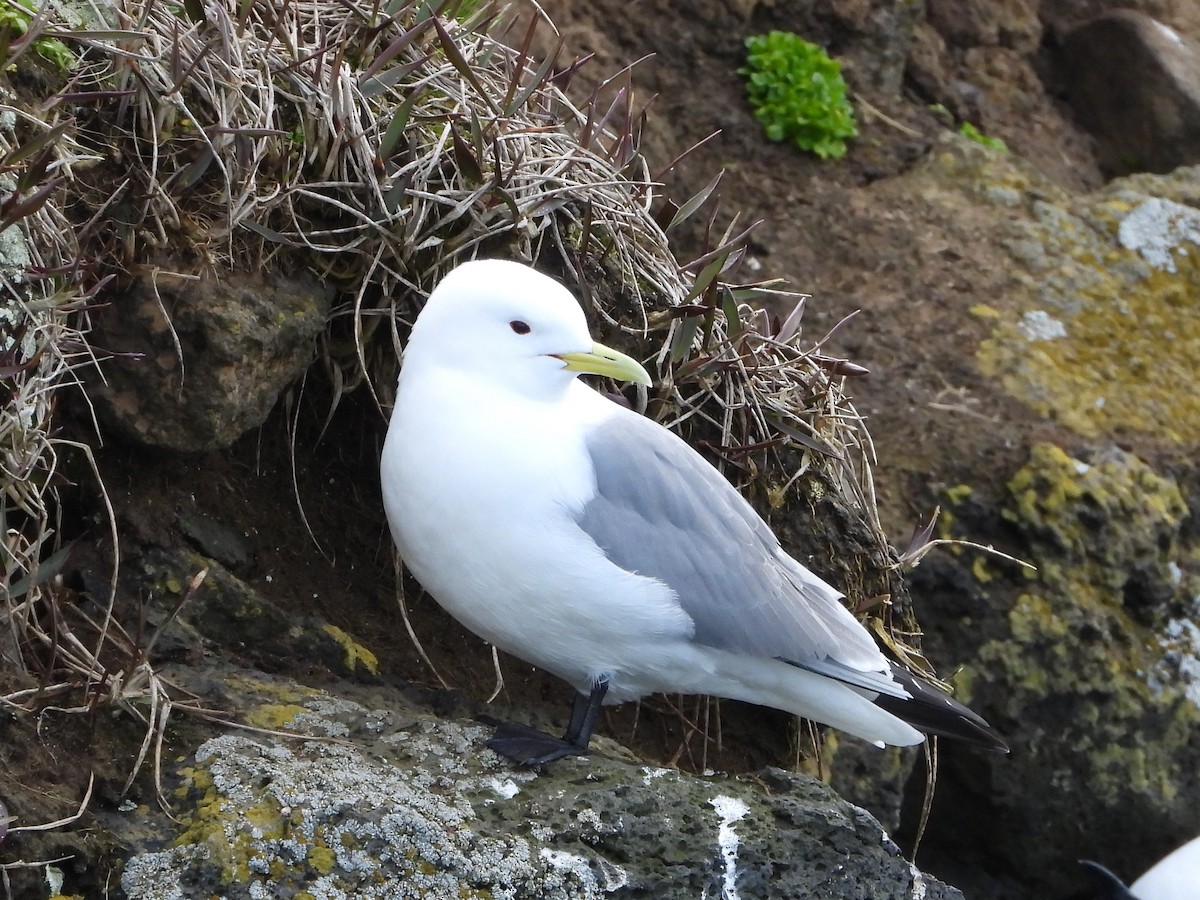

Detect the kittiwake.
xmin=380 ymin=259 xmax=1007 ymax=765
xmin=1082 ymin=835 xmax=1200 ymax=900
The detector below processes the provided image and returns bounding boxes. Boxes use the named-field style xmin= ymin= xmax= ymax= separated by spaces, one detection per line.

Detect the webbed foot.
xmin=486 ymin=722 xmax=586 ymax=766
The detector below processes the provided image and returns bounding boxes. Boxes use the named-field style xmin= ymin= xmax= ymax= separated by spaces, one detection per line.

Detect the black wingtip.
xmin=1079 ymin=860 xmax=1138 ymax=899
xmin=877 ymin=664 xmax=1009 ymax=753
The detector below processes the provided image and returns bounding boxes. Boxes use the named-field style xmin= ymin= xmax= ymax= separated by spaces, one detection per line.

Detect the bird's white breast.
xmin=381 ymin=368 xmax=692 ymax=691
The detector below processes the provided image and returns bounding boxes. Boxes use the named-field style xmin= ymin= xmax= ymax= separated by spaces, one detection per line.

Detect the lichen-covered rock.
xmin=931 ymin=443 xmax=1200 ymax=896
xmin=130 ymin=547 xmax=379 ymax=678
xmin=91 ymin=268 xmax=332 ymax=451
xmin=974 ymin=164 xmax=1200 ymax=442
xmin=113 ymin=666 xmax=963 ymax=900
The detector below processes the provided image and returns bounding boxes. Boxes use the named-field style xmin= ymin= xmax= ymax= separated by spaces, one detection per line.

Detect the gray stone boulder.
xmin=1061 ymin=10 xmax=1200 ymax=175
xmin=91 ymin=268 xmax=331 ymax=451
xmin=113 ymin=663 xmax=963 ymax=900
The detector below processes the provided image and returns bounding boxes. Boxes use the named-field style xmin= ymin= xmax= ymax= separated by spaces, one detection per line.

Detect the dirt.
xmin=5 ymin=0 xmax=1197 ymax=896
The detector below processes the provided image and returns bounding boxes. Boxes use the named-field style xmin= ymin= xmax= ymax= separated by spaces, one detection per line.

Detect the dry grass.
xmin=0 ymin=0 xmax=915 ymax=817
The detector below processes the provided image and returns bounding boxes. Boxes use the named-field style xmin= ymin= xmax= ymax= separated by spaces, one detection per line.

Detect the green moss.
xmin=959 ymin=121 xmax=1007 ymax=152
xmin=740 ymin=32 xmax=857 ymax=159
xmin=322 ymin=623 xmax=380 ymax=675
xmin=0 ymin=0 xmax=75 ymax=70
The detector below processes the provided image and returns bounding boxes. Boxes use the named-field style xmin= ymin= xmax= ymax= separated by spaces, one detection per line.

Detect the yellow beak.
xmin=554 ymin=341 xmax=652 ymax=386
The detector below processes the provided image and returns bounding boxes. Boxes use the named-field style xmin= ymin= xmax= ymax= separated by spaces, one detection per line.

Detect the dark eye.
xmin=509 ymin=320 xmax=531 ymax=335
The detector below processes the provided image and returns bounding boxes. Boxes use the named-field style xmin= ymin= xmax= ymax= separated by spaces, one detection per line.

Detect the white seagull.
xmin=1082 ymin=835 xmax=1200 ymax=900
xmin=381 ymin=259 xmax=1006 ymax=765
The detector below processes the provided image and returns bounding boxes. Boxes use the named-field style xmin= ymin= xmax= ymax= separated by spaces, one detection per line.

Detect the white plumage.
xmin=381 ymin=259 xmax=1004 ymax=764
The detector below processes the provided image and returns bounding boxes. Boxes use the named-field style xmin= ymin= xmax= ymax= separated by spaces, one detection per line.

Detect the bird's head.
xmin=403 ymin=259 xmax=651 ymax=400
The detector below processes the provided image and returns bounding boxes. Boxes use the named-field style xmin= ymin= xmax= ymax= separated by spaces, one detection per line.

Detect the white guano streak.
xmin=710 ymin=795 xmax=750 ymax=900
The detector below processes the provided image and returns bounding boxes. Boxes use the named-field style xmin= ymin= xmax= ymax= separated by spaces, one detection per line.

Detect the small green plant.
xmin=959 ymin=121 xmax=1008 ymax=152
xmin=0 ymin=0 xmax=75 ymax=71
xmin=740 ymin=31 xmax=857 ymax=159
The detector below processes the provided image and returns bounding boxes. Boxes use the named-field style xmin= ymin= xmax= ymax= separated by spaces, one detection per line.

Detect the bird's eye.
xmin=509 ymin=320 xmax=531 ymax=335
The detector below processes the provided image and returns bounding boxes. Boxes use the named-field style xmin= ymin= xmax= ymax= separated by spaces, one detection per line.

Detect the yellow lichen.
xmin=172 ymin=767 xmax=263 ymax=884
xmin=943 ymin=484 xmax=973 ymax=505
xmin=245 ymin=703 xmax=308 ymax=730
xmin=1008 ymin=593 xmax=1069 ymax=643
xmin=244 ymin=798 xmax=287 ymax=839
xmin=971 ymin=555 xmax=992 ymax=583
xmin=978 ymin=237 xmax=1200 ymax=441
xmin=1004 ymin=443 xmax=1185 ymax=574
xmin=223 ymin=673 xmax=319 ymax=702
xmin=308 ymin=844 xmax=336 ymax=875
xmin=322 ymin=623 xmax=380 ymax=675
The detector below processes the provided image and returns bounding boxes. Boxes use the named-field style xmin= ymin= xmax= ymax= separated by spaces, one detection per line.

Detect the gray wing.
xmin=576 ymin=409 xmax=903 ymax=697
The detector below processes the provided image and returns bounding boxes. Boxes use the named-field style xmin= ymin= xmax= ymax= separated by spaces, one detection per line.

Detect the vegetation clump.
xmin=740 ymin=31 xmax=857 ymax=159
xmin=959 ymin=121 xmax=1008 ymax=152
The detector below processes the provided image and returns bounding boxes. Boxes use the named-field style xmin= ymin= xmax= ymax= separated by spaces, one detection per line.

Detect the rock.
xmin=90 ymin=267 xmax=332 ymax=451
xmin=791 ymin=136 xmax=1200 ymax=896
xmin=1060 ymin=10 xmax=1200 ymax=176
xmin=908 ymin=438 xmax=1200 ymax=896
xmin=906 ymin=2 xmax=1091 ymax=188
xmin=821 ymin=0 xmax=925 ymax=95
xmin=906 ymin=22 xmax=952 ymax=108
xmin=176 ymin=509 xmax=252 ymax=572
xmin=130 ymin=547 xmax=379 ymax=679
xmin=111 ymin=664 xmax=964 ymax=900
xmin=957 ymin=443 xmax=1200 ymax=896
xmin=975 ymin=163 xmax=1200 ymax=442
xmin=926 ymin=0 xmax=1042 ymax=54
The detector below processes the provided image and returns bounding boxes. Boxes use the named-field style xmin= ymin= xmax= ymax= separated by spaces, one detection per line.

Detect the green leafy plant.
xmin=0 ymin=0 xmax=75 ymax=70
xmin=740 ymin=31 xmax=857 ymax=159
xmin=959 ymin=121 xmax=1008 ymax=152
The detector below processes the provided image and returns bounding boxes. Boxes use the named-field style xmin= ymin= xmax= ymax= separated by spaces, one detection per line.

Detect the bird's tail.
xmin=874 ymin=663 xmax=1009 ymax=753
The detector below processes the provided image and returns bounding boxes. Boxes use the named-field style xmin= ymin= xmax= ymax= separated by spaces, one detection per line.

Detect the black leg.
xmin=486 ymin=678 xmax=610 ymax=766
xmin=563 ymin=677 xmax=608 ymax=747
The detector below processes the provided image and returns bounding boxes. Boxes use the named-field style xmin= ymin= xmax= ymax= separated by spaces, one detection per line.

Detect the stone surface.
xmin=974 ymin=163 xmax=1200 ymax=442
xmin=130 ymin=547 xmax=380 ymax=678
xmin=926 ymin=0 xmax=1041 ymax=54
xmin=1061 ymin=10 xmax=1200 ymax=175
xmin=916 ymin=443 xmax=1200 ymax=896
xmin=720 ymin=131 xmax=1200 ymax=895
xmin=112 ymin=665 xmax=964 ymax=900
xmin=91 ymin=268 xmax=332 ymax=451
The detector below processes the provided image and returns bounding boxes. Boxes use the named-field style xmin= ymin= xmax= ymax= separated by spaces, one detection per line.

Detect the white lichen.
xmin=909 ymin=862 xmax=928 ymax=899
xmin=1118 ymin=198 xmax=1200 ymax=273
xmin=121 ymin=695 xmax=612 ymax=900
xmin=1148 ymin=598 xmax=1200 ymax=708
xmin=488 ymin=777 xmax=520 ymax=799
xmin=1018 ymin=310 xmax=1067 ymax=342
